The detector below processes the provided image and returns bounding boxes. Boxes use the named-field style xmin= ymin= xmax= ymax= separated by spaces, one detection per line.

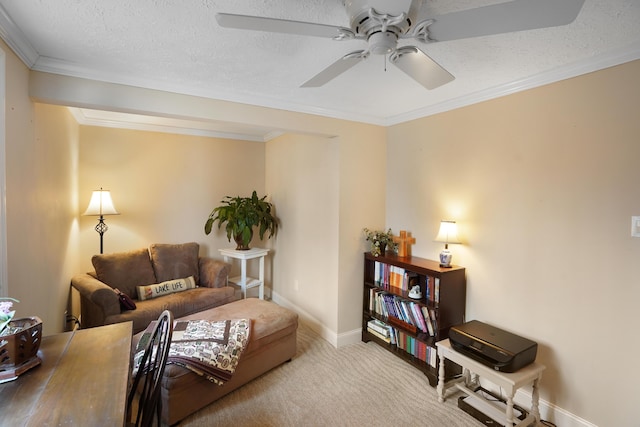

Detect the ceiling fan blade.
xmin=390 ymin=46 xmax=454 ymax=90
xmin=426 ymin=0 xmax=585 ymax=42
xmin=301 ymin=51 xmax=368 ymax=87
xmin=216 ymin=13 xmax=354 ymax=39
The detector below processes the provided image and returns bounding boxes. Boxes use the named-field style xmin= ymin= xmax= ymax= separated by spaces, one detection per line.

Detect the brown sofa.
xmin=71 ymin=242 xmax=238 ymax=334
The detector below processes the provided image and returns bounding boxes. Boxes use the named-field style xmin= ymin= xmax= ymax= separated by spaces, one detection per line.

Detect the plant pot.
xmin=234 ymin=229 xmax=253 ymax=251
xmin=0 ymin=316 xmax=43 ymax=368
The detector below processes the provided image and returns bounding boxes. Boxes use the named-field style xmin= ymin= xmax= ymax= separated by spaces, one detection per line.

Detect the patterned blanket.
xmin=134 ymin=318 xmax=251 ymax=386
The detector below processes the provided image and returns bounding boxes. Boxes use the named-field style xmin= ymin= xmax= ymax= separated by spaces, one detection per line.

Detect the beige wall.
xmin=77 ymin=126 xmax=265 ymax=271
xmin=336 ymin=125 xmax=387 ymax=341
xmin=266 ymin=133 xmax=340 ymax=333
xmin=387 ymin=60 xmax=640 ymax=427
xmin=3 ymin=41 xmax=80 ymax=335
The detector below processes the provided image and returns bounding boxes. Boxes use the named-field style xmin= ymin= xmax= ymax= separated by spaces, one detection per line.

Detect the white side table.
xmin=436 ymin=338 xmax=545 ymax=427
xmin=218 ymin=247 xmax=269 ymax=299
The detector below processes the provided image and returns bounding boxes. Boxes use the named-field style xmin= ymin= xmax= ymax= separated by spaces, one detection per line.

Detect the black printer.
xmin=449 ymin=320 xmax=537 ymax=372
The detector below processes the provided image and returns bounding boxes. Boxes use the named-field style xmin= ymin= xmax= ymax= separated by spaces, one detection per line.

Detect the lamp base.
xmin=439 ymin=249 xmax=453 ymax=268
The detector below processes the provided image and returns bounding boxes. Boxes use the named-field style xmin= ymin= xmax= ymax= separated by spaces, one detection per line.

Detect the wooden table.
xmin=0 ymin=322 xmax=132 ymax=426
xmin=436 ymin=338 xmax=545 ymax=427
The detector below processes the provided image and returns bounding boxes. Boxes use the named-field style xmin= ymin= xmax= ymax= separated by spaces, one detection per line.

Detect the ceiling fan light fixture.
xmin=368 ymin=31 xmax=397 ymax=55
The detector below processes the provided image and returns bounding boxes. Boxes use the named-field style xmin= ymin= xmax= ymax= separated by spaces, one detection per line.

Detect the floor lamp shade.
xmin=83 ymin=188 xmax=119 ymax=254
xmin=83 ymin=189 xmax=119 ymax=216
xmin=434 ymin=220 xmax=460 ymax=268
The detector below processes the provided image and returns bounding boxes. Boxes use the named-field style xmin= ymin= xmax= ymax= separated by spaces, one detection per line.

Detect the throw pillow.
xmin=149 ymin=242 xmax=200 ymax=284
xmin=136 ymin=276 xmax=196 ymax=301
xmin=92 ymin=248 xmax=157 ymax=298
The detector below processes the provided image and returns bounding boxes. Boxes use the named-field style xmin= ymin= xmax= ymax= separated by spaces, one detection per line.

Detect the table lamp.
xmin=83 ymin=188 xmax=119 ymax=254
xmin=434 ymin=220 xmax=460 ymax=268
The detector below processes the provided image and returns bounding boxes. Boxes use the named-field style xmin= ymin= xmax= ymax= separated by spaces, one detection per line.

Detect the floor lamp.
xmin=83 ymin=188 xmax=119 ymax=254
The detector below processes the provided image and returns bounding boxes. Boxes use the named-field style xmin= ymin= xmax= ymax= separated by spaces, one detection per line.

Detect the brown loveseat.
xmin=71 ymin=242 xmax=238 ymax=334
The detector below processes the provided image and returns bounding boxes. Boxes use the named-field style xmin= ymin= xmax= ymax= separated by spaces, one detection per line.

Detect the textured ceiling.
xmin=1 ymin=0 xmax=639 ymax=139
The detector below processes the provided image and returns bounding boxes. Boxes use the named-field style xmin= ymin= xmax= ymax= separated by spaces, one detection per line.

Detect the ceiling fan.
xmin=216 ymin=0 xmax=585 ymax=90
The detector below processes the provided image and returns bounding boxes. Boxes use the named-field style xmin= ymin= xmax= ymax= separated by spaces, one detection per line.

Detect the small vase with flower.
xmin=363 ymin=228 xmax=398 ymax=257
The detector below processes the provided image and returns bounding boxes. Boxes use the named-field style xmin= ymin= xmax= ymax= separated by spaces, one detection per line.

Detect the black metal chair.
xmin=126 ymin=310 xmax=174 ymax=427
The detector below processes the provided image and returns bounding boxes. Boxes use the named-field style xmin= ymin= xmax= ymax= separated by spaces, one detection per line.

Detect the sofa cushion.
xmin=149 ymin=242 xmax=200 ymax=284
xmin=92 ymin=248 xmax=157 ymax=298
xmin=106 ymin=286 xmax=238 ymax=334
xmin=137 ymin=276 xmax=196 ymax=301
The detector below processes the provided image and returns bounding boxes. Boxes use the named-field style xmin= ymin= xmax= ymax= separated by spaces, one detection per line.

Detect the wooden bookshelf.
xmin=362 ymin=252 xmax=466 ymax=387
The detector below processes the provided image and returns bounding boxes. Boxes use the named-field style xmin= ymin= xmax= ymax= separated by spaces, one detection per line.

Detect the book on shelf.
xmin=389 ymin=265 xmax=405 ymax=289
xmin=367 ymin=327 xmax=391 ymax=343
xmin=400 ymin=301 xmax=415 ymax=327
xmin=410 ymin=302 xmax=428 ymax=333
xmin=428 ymin=307 xmax=438 ymax=334
xmin=421 ymin=306 xmax=434 ymax=336
xmin=425 ymin=275 xmax=433 ymax=302
xmin=429 ymin=345 xmax=437 ymax=368
xmin=388 ymin=326 xmax=397 ymax=345
xmin=367 ymin=319 xmax=390 ymax=337
xmin=395 ymin=299 xmax=408 ymax=324
xmin=370 ymin=289 xmax=387 ymax=317
xmin=378 ymin=293 xmax=391 ymax=319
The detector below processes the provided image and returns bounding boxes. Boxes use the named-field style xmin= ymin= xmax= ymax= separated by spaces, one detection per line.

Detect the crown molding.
xmin=68 ymin=107 xmax=283 ymax=142
xmin=385 ymin=42 xmax=640 ymax=126
xmin=0 ymin=4 xmax=39 ymax=67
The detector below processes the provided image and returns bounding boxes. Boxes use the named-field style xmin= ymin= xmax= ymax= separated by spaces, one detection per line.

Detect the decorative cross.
xmin=393 ymin=230 xmax=416 ymax=257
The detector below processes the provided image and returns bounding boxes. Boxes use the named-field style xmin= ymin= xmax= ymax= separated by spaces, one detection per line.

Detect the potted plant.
xmin=205 ymin=191 xmax=278 ymax=250
xmin=363 ymin=228 xmax=398 ymax=257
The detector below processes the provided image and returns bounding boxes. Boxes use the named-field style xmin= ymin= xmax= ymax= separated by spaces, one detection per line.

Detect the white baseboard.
xmin=511 ymin=387 xmax=597 ymax=427
xmin=270 ymin=291 xmax=340 ymax=348
xmin=469 ymin=377 xmax=596 ymax=427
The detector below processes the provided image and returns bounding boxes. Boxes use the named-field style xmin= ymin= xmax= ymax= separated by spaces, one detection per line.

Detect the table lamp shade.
xmin=83 ymin=189 xmax=119 ymax=216
xmin=434 ymin=220 xmax=460 ymax=245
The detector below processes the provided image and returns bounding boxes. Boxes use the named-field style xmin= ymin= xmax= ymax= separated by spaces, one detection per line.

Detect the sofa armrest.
xmin=71 ymin=273 xmax=121 ymax=328
xmin=198 ymin=257 xmax=231 ymax=288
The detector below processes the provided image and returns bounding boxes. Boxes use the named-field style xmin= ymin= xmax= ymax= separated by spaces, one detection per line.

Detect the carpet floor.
xmin=179 ymin=321 xmax=479 ymax=426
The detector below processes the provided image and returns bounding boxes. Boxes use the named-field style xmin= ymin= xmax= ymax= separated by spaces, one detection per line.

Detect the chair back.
xmin=126 ymin=310 xmax=173 ymax=427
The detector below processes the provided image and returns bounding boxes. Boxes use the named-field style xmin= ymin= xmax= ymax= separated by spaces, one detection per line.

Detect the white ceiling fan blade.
xmin=301 ymin=51 xmax=368 ymax=87
xmin=216 ymin=13 xmax=353 ymax=39
xmin=426 ymin=0 xmax=585 ymax=42
xmin=390 ymin=46 xmax=454 ymax=90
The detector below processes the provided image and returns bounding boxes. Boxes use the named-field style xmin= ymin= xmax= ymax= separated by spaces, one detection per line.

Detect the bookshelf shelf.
xmin=362 ymin=252 xmax=466 ymax=387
